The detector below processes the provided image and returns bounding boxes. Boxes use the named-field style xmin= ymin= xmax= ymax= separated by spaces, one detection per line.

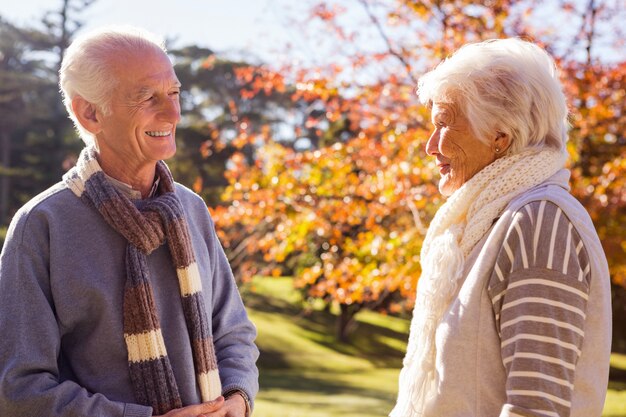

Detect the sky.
xmin=1 ymin=0 xmax=622 ymax=68
xmin=0 ymin=0 xmax=305 ymax=63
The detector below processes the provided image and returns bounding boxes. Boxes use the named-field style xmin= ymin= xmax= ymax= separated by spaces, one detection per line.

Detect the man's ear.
xmin=71 ymin=96 xmax=102 ymax=135
xmin=493 ymin=131 xmax=511 ymax=156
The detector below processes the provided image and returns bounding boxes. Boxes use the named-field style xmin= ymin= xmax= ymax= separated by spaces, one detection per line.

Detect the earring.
xmin=495 ymin=147 xmax=501 ymax=153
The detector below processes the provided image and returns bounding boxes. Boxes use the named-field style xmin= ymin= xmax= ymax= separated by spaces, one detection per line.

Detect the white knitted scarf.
xmin=390 ymin=148 xmax=567 ymax=417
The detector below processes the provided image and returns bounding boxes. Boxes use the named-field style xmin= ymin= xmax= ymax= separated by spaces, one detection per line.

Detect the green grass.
xmin=606 ymin=353 xmax=626 ymax=417
xmin=0 ymin=226 xmax=7 ymax=250
xmin=243 ymin=277 xmax=626 ymax=417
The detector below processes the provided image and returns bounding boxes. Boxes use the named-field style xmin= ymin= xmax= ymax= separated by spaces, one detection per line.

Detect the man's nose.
xmin=158 ymin=97 xmax=181 ymax=123
xmin=425 ymin=130 xmax=439 ymax=156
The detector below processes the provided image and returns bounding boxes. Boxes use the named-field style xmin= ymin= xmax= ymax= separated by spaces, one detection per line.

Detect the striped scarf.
xmin=63 ymin=147 xmax=222 ymax=414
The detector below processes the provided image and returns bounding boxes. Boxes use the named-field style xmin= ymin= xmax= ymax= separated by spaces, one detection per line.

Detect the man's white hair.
xmin=59 ymin=26 xmax=167 ymax=147
xmin=418 ymin=38 xmax=569 ymax=155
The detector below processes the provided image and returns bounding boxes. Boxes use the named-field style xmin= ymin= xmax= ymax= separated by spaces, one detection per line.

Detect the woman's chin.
xmin=438 ymin=177 xmax=458 ymax=197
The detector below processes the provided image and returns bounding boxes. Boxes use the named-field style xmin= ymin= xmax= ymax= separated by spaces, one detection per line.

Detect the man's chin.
xmin=147 ymin=140 xmax=176 ymax=161
xmin=162 ymin=148 xmax=177 ymax=160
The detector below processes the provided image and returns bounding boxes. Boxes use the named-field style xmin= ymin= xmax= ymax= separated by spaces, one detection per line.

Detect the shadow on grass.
xmin=610 ymin=365 xmax=626 ymax=386
xmin=609 ymin=378 xmax=626 ymax=391
xmin=244 ymin=291 xmax=303 ymax=317
xmin=259 ymin=369 xmax=394 ymax=402
xmin=257 ymin=396 xmax=392 ymax=417
xmin=257 ymin=348 xmax=292 ymax=369
xmin=300 ymin=312 xmax=406 ymax=368
xmin=247 ymin=289 xmax=407 ymax=368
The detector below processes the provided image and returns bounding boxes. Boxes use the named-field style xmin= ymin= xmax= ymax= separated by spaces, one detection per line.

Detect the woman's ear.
xmin=71 ymin=96 xmax=102 ymax=135
xmin=493 ymin=131 xmax=511 ymax=156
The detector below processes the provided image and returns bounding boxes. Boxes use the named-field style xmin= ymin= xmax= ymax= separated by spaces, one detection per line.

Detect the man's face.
xmin=95 ymin=46 xmax=181 ymax=172
xmin=425 ymin=102 xmax=495 ymax=196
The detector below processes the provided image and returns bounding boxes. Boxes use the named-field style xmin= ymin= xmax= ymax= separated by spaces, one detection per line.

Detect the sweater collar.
xmin=103 ymin=173 xmax=161 ymax=200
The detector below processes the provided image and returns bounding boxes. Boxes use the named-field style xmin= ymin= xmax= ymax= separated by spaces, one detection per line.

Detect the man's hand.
xmin=153 ymin=396 xmax=224 ymax=417
xmin=198 ymin=393 xmax=247 ymax=417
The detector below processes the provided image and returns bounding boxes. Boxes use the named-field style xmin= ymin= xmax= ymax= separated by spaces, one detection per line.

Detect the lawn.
xmin=243 ymin=277 xmax=626 ymax=417
xmin=607 ymin=353 xmax=626 ymax=417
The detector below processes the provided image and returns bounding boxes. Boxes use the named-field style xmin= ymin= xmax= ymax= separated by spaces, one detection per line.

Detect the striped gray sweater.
xmin=489 ymin=201 xmax=591 ymax=417
xmin=420 ymin=171 xmax=611 ymax=417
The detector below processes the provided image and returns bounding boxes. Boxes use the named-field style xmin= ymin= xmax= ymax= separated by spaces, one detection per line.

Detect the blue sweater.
xmin=0 ymin=181 xmax=259 ymax=417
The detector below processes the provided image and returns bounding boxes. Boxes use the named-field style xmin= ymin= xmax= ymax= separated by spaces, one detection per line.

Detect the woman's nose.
xmin=425 ymin=129 xmax=439 ymax=156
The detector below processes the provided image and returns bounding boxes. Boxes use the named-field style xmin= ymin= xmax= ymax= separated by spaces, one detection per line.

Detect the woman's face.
xmin=426 ymin=102 xmax=496 ymax=196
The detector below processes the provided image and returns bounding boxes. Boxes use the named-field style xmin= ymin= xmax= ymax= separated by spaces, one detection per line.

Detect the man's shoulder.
xmin=5 ymin=182 xmax=76 ymax=246
xmin=173 ymin=181 xmax=198 ymax=198
xmin=170 ymin=182 xmax=222 ymax=248
xmin=25 ymin=181 xmax=73 ymax=206
xmin=173 ymin=182 xmax=209 ymax=209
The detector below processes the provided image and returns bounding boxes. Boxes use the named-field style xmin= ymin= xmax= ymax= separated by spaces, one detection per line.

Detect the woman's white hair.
xmin=418 ymin=38 xmax=569 ymax=155
xmin=59 ymin=26 xmax=167 ymax=147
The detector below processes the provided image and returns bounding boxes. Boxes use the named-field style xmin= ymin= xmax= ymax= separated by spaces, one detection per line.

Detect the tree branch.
xmin=584 ymin=0 xmax=598 ymax=67
xmin=356 ymin=0 xmax=418 ymax=85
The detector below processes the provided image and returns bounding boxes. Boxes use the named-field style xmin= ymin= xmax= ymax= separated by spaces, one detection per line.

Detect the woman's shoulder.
xmin=496 ymin=197 xmax=591 ymax=285
xmin=509 ymin=180 xmax=583 ymax=213
xmin=504 ymin=181 xmax=595 ymax=242
xmin=511 ymin=199 xmax=572 ymax=229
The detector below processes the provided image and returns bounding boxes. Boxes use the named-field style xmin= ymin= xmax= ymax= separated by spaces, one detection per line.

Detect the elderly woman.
xmin=391 ymin=39 xmax=611 ymax=417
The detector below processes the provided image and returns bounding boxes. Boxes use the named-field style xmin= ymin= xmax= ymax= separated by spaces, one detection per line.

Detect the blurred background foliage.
xmin=0 ymin=0 xmax=624 ymax=348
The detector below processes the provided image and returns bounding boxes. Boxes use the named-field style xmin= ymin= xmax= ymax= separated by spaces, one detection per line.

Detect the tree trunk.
xmin=336 ymin=303 xmax=360 ymax=343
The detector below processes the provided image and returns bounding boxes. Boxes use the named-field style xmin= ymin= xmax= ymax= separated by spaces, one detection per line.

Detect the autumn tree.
xmin=166 ymin=45 xmax=346 ymax=208
xmin=168 ymin=46 xmax=285 ymax=206
xmin=211 ymin=0 xmax=626 ymax=341
xmin=558 ymin=0 xmax=626 ymax=349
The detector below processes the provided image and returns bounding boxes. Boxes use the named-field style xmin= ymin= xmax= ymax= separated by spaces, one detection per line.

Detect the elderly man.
xmin=0 ymin=27 xmax=258 ymax=417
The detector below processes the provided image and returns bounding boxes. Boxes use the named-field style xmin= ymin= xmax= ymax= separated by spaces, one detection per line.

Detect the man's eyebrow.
xmin=130 ymin=81 xmax=181 ymax=99
xmin=132 ymin=86 xmax=153 ymax=98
